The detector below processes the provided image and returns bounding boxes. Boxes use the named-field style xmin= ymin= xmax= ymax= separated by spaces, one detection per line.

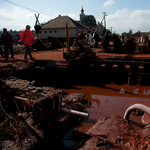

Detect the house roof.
xmin=41 ymin=15 xmax=87 ymax=29
xmin=132 ymin=32 xmax=147 ymax=38
xmin=78 ymin=22 xmax=90 ymax=30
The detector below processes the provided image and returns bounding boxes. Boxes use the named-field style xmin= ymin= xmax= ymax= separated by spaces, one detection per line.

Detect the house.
xmin=132 ymin=32 xmax=148 ymax=43
xmin=38 ymin=15 xmax=87 ymax=44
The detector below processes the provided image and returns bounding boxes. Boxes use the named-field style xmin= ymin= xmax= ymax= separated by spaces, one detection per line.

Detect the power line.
xmin=0 ymin=15 xmax=25 ymax=24
xmin=5 ymin=0 xmax=55 ymax=17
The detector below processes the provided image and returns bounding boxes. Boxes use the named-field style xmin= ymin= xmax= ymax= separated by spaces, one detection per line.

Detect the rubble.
xmin=0 ymin=55 xmax=150 ymax=149
xmin=72 ymin=137 xmax=123 ymax=150
xmin=73 ymin=115 xmax=150 ymax=150
xmin=0 ymin=78 xmax=88 ymax=149
xmin=13 ymin=44 xmax=26 ymax=54
xmin=0 ymin=62 xmax=88 ymax=150
xmin=87 ymin=115 xmax=133 ymax=143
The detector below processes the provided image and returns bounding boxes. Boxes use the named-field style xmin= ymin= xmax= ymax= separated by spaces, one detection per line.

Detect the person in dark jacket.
xmin=0 ymin=38 xmax=4 ymax=57
xmin=92 ymin=31 xmax=99 ymax=48
xmin=0 ymin=47 xmax=4 ymax=57
xmin=1 ymin=28 xmax=14 ymax=60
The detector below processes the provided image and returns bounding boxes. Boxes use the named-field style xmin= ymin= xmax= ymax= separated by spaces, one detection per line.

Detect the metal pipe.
xmin=59 ymin=108 xmax=89 ymax=117
xmin=124 ymin=104 xmax=150 ymax=121
xmin=14 ymin=96 xmax=89 ymax=118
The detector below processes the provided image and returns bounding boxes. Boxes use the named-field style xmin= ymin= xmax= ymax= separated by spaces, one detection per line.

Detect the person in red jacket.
xmin=20 ymin=25 xmax=35 ymax=59
xmin=76 ymin=30 xmax=85 ymax=40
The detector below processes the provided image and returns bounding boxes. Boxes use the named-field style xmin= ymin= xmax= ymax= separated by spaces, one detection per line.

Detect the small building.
xmin=132 ymin=32 xmax=148 ymax=43
xmin=38 ymin=15 xmax=87 ymax=44
xmin=142 ymin=34 xmax=148 ymax=43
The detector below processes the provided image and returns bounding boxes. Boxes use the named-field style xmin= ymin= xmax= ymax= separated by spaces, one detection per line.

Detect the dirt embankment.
xmin=0 ymin=62 xmax=89 ymax=150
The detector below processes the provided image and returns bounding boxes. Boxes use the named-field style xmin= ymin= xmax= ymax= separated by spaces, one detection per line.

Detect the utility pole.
xmin=102 ymin=12 xmax=107 ymax=30
xmin=110 ymin=27 xmax=112 ymax=34
xmin=34 ymin=14 xmax=41 ymax=39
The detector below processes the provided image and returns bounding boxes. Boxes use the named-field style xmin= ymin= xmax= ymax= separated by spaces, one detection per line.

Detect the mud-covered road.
xmin=1 ymin=48 xmax=150 ymax=67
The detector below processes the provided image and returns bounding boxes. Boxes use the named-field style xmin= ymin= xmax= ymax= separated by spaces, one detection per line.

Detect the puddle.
xmin=1 ymin=60 xmax=150 ymax=149
xmin=63 ymin=128 xmax=78 ymax=149
xmin=2 ymin=62 xmax=149 ymax=133
xmin=61 ymin=83 xmax=150 ymax=133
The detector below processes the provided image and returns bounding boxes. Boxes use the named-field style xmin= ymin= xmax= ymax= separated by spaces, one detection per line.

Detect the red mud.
xmin=0 ymin=48 xmax=150 ymax=67
xmin=61 ymin=84 xmax=150 ymax=133
xmin=1 ymin=49 xmax=150 ymax=149
xmin=1 ymin=49 xmax=150 ymax=132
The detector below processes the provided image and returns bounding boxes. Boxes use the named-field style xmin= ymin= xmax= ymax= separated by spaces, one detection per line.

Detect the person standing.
xmin=20 ymin=25 xmax=35 ymax=59
xmin=76 ymin=30 xmax=85 ymax=40
xmin=0 ymin=47 xmax=4 ymax=57
xmin=1 ymin=28 xmax=14 ymax=60
xmin=0 ymin=38 xmax=4 ymax=57
xmin=120 ymin=35 xmax=125 ymax=44
xmin=88 ymin=30 xmax=93 ymax=45
xmin=92 ymin=31 xmax=99 ymax=48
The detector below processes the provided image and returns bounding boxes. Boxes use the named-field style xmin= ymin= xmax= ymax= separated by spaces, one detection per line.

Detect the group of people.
xmin=0 ymin=25 xmax=35 ymax=60
xmin=1 ymin=27 xmax=100 ymax=61
xmin=76 ymin=30 xmax=99 ymax=48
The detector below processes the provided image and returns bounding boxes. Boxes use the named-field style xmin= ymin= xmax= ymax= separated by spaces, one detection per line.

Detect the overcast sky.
xmin=0 ymin=0 xmax=150 ymax=34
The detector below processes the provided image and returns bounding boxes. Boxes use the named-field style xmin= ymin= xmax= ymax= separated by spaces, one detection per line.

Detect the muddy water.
xmin=61 ymin=83 xmax=150 ymax=133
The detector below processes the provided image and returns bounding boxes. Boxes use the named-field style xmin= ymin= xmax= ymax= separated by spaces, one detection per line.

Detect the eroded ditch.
xmin=1 ymin=60 xmax=150 ymax=150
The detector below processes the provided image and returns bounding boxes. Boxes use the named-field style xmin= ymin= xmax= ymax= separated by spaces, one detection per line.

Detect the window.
xmin=44 ymin=31 xmax=47 ymax=33
xmin=54 ymin=30 xmax=57 ymax=33
xmin=50 ymin=31 xmax=52 ymax=33
xmin=38 ymin=31 xmax=41 ymax=33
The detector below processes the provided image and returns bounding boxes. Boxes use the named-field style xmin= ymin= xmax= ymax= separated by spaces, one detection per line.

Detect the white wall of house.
xmin=38 ymin=28 xmax=80 ymax=39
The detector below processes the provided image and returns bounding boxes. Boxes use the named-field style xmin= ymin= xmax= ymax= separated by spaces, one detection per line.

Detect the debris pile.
xmin=73 ymin=115 xmax=150 ymax=149
xmin=124 ymin=36 xmax=137 ymax=54
xmin=32 ymin=37 xmax=65 ymax=51
xmin=101 ymin=34 xmax=150 ymax=54
xmin=101 ymin=35 xmax=110 ymax=52
xmin=1 ymin=61 xmax=150 ymax=149
xmin=112 ymin=34 xmax=123 ymax=53
xmin=0 ymin=63 xmax=88 ymax=150
xmin=13 ymin=44 xmax=26 ymax=54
